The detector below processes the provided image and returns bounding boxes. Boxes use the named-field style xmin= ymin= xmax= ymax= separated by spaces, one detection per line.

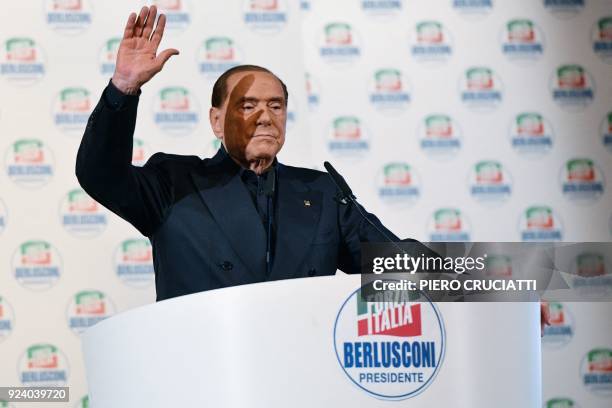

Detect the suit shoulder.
xmin=144 ymin=152 xmax=202 ymax=171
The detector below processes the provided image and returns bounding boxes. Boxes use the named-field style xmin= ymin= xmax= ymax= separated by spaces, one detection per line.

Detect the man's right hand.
xmin=111 ymin=6 xmax=179 ymax=95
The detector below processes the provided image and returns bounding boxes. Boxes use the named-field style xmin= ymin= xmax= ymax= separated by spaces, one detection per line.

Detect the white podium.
xmin=82 ymin=274 xmax=542 ymax=407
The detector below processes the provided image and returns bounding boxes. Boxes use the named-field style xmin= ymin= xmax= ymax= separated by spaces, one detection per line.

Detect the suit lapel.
xmin=269 ymin=164 xmax=323 ymax=280
xmin=190 ymin=151 xmax=267 ymax=280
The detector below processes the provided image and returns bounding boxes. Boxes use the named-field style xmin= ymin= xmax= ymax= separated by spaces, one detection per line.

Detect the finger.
xmin=150 ymin=14 xmax=167 ymax=48
xmin=154 ymin=48 xmax=180 ymax=71
xmin=134 ymin=6 xmax=148 ymax=37
xmin=122 ymin=12 xmax=137 ymax=40
xmin=142 ymin=5 xmax=157 ymax=41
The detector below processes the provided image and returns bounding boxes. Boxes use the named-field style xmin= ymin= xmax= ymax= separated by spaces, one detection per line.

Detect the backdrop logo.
xmin=0 ymin=198 xmax=7 ymax=235
xmin=544 ymin=0 xmax=584 ymax=18
xmin=542 ymin=302 xmax=574 ymax=348
xmin=0 ymin=296 xmax=15 ymax=342
xmin=18 ymin=344 xmax=69 ymax=386
xmin=569 ymin=252 xmax=612 ymax=295
xmin=153 ymin=86 xmax=200 ymax=135
xmin=544 ymin=398 xmax=580 ymax=408
xmin=361 ymin=0 xmax=403 ymax=19
xmin=581 ymin=348 xmax=612 ymax=395
xmin=593 ymin=17 xmax=612 ymax=64
xmin=519 ymin=206 xmax=563 ymax=241
xmin=12 ymin=241 xmax=62 ymax=290
xmin=132 ymin=138 xmax=150 ymax=167
xmin=368 ymin=68 xmax=411 ymax=112
xmin=334 ymin=286 xmax=445 ymax=400
xmin=411 ymin=21 xmax=453 ymax=64
xmin=243 ymin=0 xmax=288 ymax=33
xmin=114 ymin=238 xmax=155 ymax=288
xmin=509 ymin=112 xmax=554 ymax=156
xmin=5 ymin=139 xmax=54 ymax=189
xmin=419 ymin=114 xmax=462 ymax=158
xmin=428 ymin=208 xmax=471 ymax=241
xmin=603 ymin=112 xmax=612 ymax=152
xmin=452 ymin=0 xmax=493 ymax=17
xmin=501 ymin=19 xmax=544 ymax=61
xmin=328 ymin=116 xmax=370 ymax=157
xmin=60 ymin=188 xmax=107 ymax=237
xmin=198 ymin=37 xmax=242 ymax=80
xmin=459 ymin=67 xmax=503 ymax=110
xmin=485 ymin=254 xmax=512 ymax=277
xmin=468 ymin=160 xmax=512 ymax=203
xmin=551 ymin=65 xmax=594 ymax=109
xmin=305 ymin=72 xmax=320 ymax=111
xmin=45 ymin=0 xmax=93 ymax=35
xmin=377 ymin=162 xmax=420 ymax=205
xmin=319 ymin=22 xmax=362 ymax=65
xmin=67 ymin=290 xmax=115 ymax=335
xmin=0 ymin=37 xmax=45 ymax=85
xmin=560 ymin=158 xmax=604 ymax=202
xmin=53 ymin=87 xmax=93 ymax=135
xmin=98 ymin=37 xmax=120 ymax=75
xmin=149 ymin=0 xmax=191 ymax=32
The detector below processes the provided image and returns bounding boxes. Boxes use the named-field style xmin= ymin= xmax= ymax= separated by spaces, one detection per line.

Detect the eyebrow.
xmin=237 ymin=96 xmax=285 ymax=104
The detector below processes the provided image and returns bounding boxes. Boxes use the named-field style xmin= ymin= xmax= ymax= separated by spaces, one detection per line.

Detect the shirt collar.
xmin=218 ymin=143 xmax=278 ymax=180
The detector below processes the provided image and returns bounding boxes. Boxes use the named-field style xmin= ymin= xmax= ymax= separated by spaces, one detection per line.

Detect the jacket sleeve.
xmin=336 ymin=199 xmax=399 ymax=274
xmin=75 ymin=82 xmax=173 ymax=237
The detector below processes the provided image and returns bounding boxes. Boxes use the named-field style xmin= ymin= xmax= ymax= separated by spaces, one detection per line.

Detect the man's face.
xmin=211 ymin=71 xmax=287 ymax=169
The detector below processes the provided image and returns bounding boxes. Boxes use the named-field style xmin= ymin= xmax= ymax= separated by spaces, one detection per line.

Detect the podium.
xmin=82 ymin=274 xmax=542 ymax=407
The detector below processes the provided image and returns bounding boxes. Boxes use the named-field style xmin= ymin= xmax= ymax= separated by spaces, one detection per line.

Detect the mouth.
xmin=253 ymin=134 xmax=277 ymax=139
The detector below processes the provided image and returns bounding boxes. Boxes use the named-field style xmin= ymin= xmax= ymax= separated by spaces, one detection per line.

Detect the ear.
xmin=209 ymin=107 xmax=224 ymax=140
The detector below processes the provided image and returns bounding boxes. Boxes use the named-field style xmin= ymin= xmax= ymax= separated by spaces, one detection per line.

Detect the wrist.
xmin=111 ymin=75 xmax=141 ymax=95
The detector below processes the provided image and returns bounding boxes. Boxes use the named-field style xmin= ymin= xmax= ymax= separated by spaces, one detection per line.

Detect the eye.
xmin=241 ymin=103 xmax=255 ymax=111
xmin=269 ymin=103 xmax=283 ymax=112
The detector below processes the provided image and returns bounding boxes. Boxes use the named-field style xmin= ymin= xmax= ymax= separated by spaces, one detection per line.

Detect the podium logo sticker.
xmin=153 ymin=86 xmax=200 ymax=136
xmin=60 ymin=188 xmax=107 ymax=237
xmin=428 ymin=208 xmax=471 ymax=241
xmin=319 ymin=22 xmax=362 ymax=65
xmin=377 ymin=163 xmax=420 ymax=205
xmin=509 ymin=112 xmax=554 ymax=156
xmin=243 ymin=0 xmax=288 ymax=34
xmin=0 ymin=296 xmax=15 ymax=343
xmin=581 ymin=348 xmax=612 ymax=395
xmin=419 ymin=114 xmax=462 ymax=158
xmin=360 ymin=0 xmax=403 ymax=19
xmin=5 ymin=139 xmax=54 ymax=188
xmin=551 ymin=65 xmax=594 ymax=109
xmin=198 ymin=37 xmax=242 ymax=80
xmin=305 ymin=72 xmax=321 ymax=111
xmin=452 ymin=0 xmax=493 ymax=18
xmin=334 ymin=287 xmax=445 ymax=400
xmin=542 ymin=302 xmax=574 ymax=348
xmin=560 ymin=158 xmax=604 ymax=202
xmin=544 ymin=0 xmax=584 ymax=18
xmin=67 ymin=290 xmax=115 ymax=335
xmin=18 ymin=344 xmax=69 ymax=386
xmin=368 ymin=68 xmax=411 ymax=113
xmin=411 ymin=21 xmax=453 ymax=64
xmin=460 ymin=67 xmax=503 ymax=110
xmin=501 ymin=19 xmax=544 ymax=62
xmin=0 ymin=198 xmax=7 ymax=234
xmin=149 ymin=0 xmax=192 ymax=32
xmin=12 ymin=241 xmax=62 ymax=291
xmin=98 ymin=37 xmax=120 ymax=75
xmin=593 ymin=17 xmax=612 ymax=64
xmin=519 ymin=206 xmax=563 ymax=241
xmin=53 ymin=87 xmax=93 ymax=135
xmin=544 ymin=398 xmax=580 ymax=408
xmin=0 ymin=38 xmax=46 ymax=85
xmin=469 ymin=160 xmax=512 ymax=204
xmin=327 ymin=116 xmax=370 ymax=157
xmin=45 ymin=0 xmax=93 ymax=35
xmin=114 ymin=239 xmax=155 ymax=288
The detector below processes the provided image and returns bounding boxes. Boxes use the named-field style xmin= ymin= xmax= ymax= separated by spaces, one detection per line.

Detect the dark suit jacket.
xmin=76 ymin=87 xmax=398 ymax=301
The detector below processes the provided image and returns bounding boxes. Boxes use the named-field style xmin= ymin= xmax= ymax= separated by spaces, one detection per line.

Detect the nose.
xmin=256 ymin=107 xmax=272 ymax=126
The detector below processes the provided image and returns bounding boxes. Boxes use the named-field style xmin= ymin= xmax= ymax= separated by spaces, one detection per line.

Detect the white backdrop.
xmin=0 ymin=1 xmax=611 ymax=407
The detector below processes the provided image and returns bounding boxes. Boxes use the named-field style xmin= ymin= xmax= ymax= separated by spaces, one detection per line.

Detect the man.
xmin=76 ymin=6 xmax=398 ymax=301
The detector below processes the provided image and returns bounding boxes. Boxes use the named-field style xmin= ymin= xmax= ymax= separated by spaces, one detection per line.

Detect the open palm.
xmin=112 ymin=6 xmax=179 ymax=94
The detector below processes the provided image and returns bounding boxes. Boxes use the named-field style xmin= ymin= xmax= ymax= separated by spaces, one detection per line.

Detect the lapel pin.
xmin=304 ymin=200 xmax=311 ymax=207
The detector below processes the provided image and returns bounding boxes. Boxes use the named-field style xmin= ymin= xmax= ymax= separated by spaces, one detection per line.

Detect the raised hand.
xmin=111 ymin=6 xmax=179 ymax=94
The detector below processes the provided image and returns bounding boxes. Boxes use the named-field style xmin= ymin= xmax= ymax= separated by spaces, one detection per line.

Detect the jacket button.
xmin=219 ymin=261 xmax=233 ymax=271
xmin=308 ymin=268 xmax=317 ymax=277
